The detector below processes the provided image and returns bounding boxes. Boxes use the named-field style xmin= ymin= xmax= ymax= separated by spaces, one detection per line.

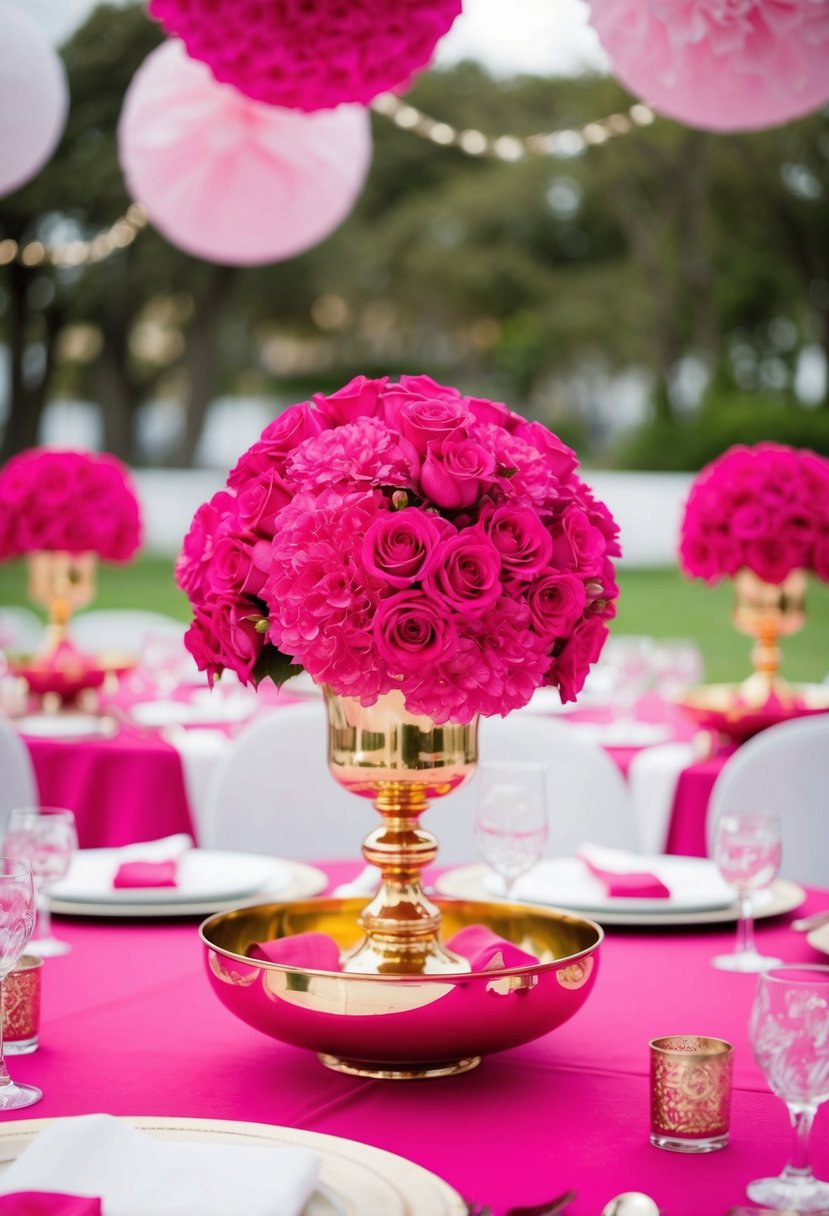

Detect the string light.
xmin=371 ymin=92 xmax=656 ymax=161
xmin=0 ymin=96 xmax=657 ymax=270
xmin=0 ymin=203 xmax=148 ymax=269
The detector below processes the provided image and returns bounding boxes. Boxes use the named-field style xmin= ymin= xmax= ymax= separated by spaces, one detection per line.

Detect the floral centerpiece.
xmin=679 ymin=442 xmax=829 ymax=587
xmin=679 ymin=441 xmax=829 ymax=725
xmin=0 ymin=447 xmax=142 ymax=562
xmin=177 ymin=375 xmax=621 ymax=722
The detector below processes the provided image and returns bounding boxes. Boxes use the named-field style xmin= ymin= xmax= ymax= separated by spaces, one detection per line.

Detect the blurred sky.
xmin=14 ymin=0 xmax=610 ymax=77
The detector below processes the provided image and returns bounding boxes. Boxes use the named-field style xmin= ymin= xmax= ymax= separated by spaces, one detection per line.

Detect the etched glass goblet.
xmin=0 ymin=857 xmax=40 ymax=1109
xmin=4 ymin=807 xmax=78 ymax=957
xmin=712 ymin=809 xmax=783 ymax=972
xmin=474 ymin=761 xmax=548 ymax=900
xmin=748 ymin=964 xmax=829 ymax=1212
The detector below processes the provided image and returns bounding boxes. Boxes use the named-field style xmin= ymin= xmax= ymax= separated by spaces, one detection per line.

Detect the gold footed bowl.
xmin=201 ymin=896 xmax=602 ymax=1080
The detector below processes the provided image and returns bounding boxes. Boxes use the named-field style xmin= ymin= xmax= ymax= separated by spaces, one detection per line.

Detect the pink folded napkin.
xmin=0 ymin=1195 xmax=102 ymax=1216
xmin=112 ymin=860 xmax=178 ymax=889
xmin=250 ymin=926 xmax=538 ymax=971
xmin=444 ymin=925 xmax=539 ymax=971
xmin=579 ymin=855 xmax=670 ymax=900
xmin=249 ymin=932 xmax=343 ymax=971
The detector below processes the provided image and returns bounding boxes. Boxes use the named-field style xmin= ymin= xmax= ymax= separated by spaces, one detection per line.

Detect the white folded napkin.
xmin=112 ymin=834 xmax=195 ymax=863
xmin=0 ymin=1114 xmax=320 ymax=1216
xmin=331 ymin=865 xmax=380 ymax=897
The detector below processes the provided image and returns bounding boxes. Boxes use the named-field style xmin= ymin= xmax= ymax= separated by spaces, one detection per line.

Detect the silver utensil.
xmin=466 ymin=1190 xmax=576 ymax=1216
xmin=600 ymin=1193 xmax=660 ymax=1216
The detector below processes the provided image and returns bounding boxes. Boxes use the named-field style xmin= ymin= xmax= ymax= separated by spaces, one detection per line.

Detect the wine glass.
xmin=597 ymin=635 xmax=655 ymax=723
xmin=0 ymin=857 xmax=41 ymax=1109
xmin=4 ymin=807 xmax=78 ymax=957
xmin=711 ymin=809 xmax=783 ymax=972
xmin=748 ymin=964 xmax=829 ymax=1211
xmin=474 ymin=761 xmax=548 ymax=900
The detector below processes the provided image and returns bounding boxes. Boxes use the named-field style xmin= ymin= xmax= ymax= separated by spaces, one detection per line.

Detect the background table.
xmin=5 ymin=861 xmax=829 ymax=1216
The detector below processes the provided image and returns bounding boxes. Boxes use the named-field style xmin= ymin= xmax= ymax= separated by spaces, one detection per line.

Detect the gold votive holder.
xmin=2 ymin=955 xmax=42 ymax=1054
xmin=650 ymin=1035 xmax=733 ymax=1153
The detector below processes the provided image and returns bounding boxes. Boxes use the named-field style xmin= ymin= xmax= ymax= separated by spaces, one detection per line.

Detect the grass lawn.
xmin=1 ymin=556 xmax=827 ymax=686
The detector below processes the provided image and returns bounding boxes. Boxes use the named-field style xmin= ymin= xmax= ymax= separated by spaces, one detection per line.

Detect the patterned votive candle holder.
xmin=649 ymin=1035 xmax=733 ymax=1153
xmin=2 ymin=955 xmax=42 ymax=1054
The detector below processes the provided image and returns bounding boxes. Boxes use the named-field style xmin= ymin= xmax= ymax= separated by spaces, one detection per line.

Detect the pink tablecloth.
xmin=6 ymin=862 xmax=829 ymax=1216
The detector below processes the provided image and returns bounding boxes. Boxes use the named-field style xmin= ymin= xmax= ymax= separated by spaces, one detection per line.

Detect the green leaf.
xmin=253 ymin=645 xmax=305 ymax=689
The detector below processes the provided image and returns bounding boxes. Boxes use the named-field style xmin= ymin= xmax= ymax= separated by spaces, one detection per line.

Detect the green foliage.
xmin=616 ymin=395 xmax=829 ymax=471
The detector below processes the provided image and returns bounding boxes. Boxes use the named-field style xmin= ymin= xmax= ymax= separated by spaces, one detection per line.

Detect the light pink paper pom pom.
xmin=148 ymin=0 xmax=462 ymax=112
xmin=589 ymin=0 xmax=829 ymax=132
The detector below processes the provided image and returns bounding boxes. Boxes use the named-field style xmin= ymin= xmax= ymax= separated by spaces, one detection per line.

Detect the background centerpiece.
xmin=179 ymin=375 xmax=620 ymax=973
xmin=0 ymin=448 xmax=142 ymax=700
xmin=678 ymin=441 xmax=829 ymax=736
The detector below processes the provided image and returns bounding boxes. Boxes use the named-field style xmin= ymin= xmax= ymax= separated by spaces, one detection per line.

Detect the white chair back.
xmin=0 ymin=718 xmax=38 ymax=835
xmin=431 ymin=714 xmax=640 ymax=864
xmin=199 ymin=703 xmax=375 ymax=860
xmin=0 ymin=607 xmax=44 ymax=654
xmin=71 ymin=610 xmax=185 ymax=656
xmin=707 ymin=715 xmax=829 ymax=887
xmin=201 ymin=703 xmax=640 ymax=865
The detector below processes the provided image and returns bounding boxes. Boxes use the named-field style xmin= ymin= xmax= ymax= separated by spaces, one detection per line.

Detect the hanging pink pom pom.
xmin=148 ymin=0 xmax=462 ymax=112
xmin=588 ymin=0 xmax=829 ymax=132
xmin=118 ymin=41 xmax=373 ymax=266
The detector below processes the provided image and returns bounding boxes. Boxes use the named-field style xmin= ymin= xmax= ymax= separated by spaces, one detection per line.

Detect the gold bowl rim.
xmin=199 ymin=895 xmax=604 ymax=980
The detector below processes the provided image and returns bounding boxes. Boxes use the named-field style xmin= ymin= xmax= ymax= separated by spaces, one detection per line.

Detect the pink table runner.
xmin=5 ymin=862 xmax=829 ymax=1216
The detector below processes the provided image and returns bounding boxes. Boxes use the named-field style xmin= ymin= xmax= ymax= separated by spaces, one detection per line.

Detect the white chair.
xmin=707 ymin=716 xmax=829 ymax=887
xmin=0 ymin=607 xmax=44 ymax=655
xmin=427 ymin=714 xmax=640 ymax=864
xmin=201 ymin=704 xmax=640 ymax=865
xmin=70 ymin=610 xmax=185 ymax=656
xmin=199 ymin=703 xmax=376 ymax=860
xmin=0 ymin=718 xmax=39 ymax=834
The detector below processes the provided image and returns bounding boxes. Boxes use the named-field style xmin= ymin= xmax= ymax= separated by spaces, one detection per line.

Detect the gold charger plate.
xmin=0 ymin=1117 xmax=466 ymax=1216
xmin=50 ymin=861 xmax=328 ymax=919
xmin=436 ymin=864 xmax=805 ymax=927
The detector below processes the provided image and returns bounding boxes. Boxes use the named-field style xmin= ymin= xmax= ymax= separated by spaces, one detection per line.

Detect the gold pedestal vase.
xmin=26 ymin=550 xmax=97 ymax=655
xmin=325 ymin=688 xmax=478 ymax=976
xmin=732 ymin=568 xmax=806 ymax=706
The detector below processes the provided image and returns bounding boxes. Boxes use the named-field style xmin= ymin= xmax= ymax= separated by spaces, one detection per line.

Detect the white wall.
xmin=135 ymin=468 xmax=692 ymax=567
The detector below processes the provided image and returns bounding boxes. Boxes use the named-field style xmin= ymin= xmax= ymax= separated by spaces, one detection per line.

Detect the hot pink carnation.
xmin=679 ymin=442 xmax=829 ymax=587
xmin=0 ymin=448 xmax=142 ymax=562
xmin=176 ymin=376 xmax=621 ymax=718
xmin=148 ymin=0 xmax=462 ymax=113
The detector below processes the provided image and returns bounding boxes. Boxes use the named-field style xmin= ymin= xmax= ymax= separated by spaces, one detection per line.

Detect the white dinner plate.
xmin=0 ymin=1117 xmax=465 ymax=1215
xmin=16 ymin=713 xmax=115 ymax=739
xmin=436 ymin=862 xmax=805 ymax=927
xmin=52 ymin=848 xmax=297 ymax=905
xmin=50 ymin=859 xmax=327 ymax=918
xmin=565 ymin=720 xmax=673 ymax=747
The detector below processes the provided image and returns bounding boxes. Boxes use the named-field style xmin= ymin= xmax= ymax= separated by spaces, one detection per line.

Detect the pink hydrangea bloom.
xmin=679 ymin=442 xmax=829 ymax=586
xmin=0 ymin=448 xmax=141 ymax=562
xmin=148 ymin=0 xmax=461 ymax=113
xmin=176 ymin=377 xmax=621 ymax=718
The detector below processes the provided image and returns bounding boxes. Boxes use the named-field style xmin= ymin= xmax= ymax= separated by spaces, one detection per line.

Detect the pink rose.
xmin=526 ymin=571 xmax=587 ymax=640
xmin=237 ymin=470 xmax=291 ymax=537
xmin=731 ymin=503 xmax=770 ymax=541
xmin=228 ymin=402 xmax=327 ymax=487
xmin=481 ymin=504 xmax=553 ymax=578
xmin=744 ymin=537 xmax=797 ymax=585
xmin=373 ymin=590 xmax=457 ymax=670
xmin=394 ymin=398 xmax=472 ymax=457
xmin=512 ymin=420 xmax=579 ymax=479
xmin=464 ymin=396 xmax=523 ymax=432
xmin=553 ymin=615 xmax=609 ymax=703
xmin=313 ymin=375 xmax=388 ymax=425
xmin=420 ymin=437 xmax=496 ymax=510
xmin=211 ymin=597 xmax=265 ymax=682
xmin=362 ymin=507 xmax=444 ymax=587
xmin=176 ymin=491 xmax=236 ymax=601
xmin=424 ymin=526 xmax=502 ymax=614
xmin=184 ymin=612 xmax=225 ymax=684
xmin=550 ymin=505 xmax=607 ymax=576
xmin=207 ymin=529 xmax=271 ymax=599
